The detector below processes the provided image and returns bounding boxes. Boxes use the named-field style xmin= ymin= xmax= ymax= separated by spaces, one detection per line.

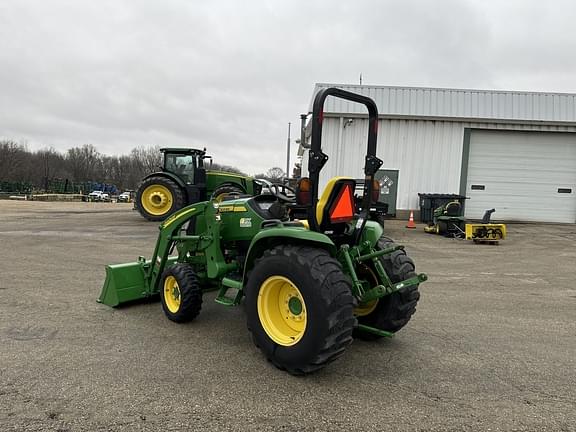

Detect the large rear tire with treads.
xmin=245 ymin=245 xmax=356 ymax=375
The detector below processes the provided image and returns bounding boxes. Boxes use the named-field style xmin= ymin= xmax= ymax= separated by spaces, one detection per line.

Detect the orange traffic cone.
xmin=406 ymin=211 xmax=416 ymax=229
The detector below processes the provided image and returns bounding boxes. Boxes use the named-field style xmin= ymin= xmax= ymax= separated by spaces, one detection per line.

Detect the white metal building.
xmin=299 ymin=83 xmax=576 ymax=223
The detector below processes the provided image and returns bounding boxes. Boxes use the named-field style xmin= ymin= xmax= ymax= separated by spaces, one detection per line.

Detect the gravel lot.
xmin=0 ymin=201 xmax=575 ymax=431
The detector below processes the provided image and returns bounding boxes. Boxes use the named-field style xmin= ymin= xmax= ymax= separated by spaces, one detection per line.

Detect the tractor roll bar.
xmin=307 ymin=87 xmax=383 ymax=233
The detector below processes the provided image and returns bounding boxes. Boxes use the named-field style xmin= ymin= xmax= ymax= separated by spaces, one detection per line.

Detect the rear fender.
xmin=206 ymin=172 xmax=252 ymax=194
xmin=242 ymin=227 xmax=336 ymax=282
xmin=142 ymin=171 xmax=187 ymax=190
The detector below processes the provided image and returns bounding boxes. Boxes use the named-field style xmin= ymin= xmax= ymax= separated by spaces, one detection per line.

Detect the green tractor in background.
xmin=423 ymin=200 xmax=467 ymax=237
xmin=100 ymin=88 xmax=427 ymax=375
xmin=135 ymin=147 xmax=261 ymax=221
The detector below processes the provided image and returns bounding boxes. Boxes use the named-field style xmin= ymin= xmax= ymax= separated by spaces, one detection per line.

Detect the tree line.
xmin=0 ymin=140 xmax=244 ymax=192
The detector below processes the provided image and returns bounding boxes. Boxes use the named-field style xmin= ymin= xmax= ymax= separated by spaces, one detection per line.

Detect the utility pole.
xmin=285 ymin=122 xmax=291 ymax=183
xmin=300 ymin=114 xmax=307 ymax=149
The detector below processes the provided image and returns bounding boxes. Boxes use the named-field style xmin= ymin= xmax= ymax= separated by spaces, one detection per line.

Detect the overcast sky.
xmin=1 ymin=0 xmax=576 ymax=175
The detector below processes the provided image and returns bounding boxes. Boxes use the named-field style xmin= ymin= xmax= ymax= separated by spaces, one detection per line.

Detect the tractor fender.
xmin=242 ymin=227 xmax=336 ymax=282
xmin=141 ymin=171 xmax=187 ymax=191
xmin=206 ymin=171 xmax=252 ymax=194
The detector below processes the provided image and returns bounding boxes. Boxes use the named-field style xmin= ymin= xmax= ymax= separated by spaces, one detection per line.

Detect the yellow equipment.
xmin=465 ymin=223 xmax=506 ymax=243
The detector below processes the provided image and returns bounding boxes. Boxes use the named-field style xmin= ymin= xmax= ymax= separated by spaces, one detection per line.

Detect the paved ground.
xmin=0 ymin=201 xmax=574 ymax=431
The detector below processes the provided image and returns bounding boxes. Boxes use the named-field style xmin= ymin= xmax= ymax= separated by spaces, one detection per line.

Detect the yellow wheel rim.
xmin=214 ymin=193 xmax=227 ymax=203
xmin=354 ymin=264 xmax=379 ymax=317
xmin=141 ymin=185 xmax=173 ymax=216
xmin=355 ymin=299 xmax=379 ymax=317
xmin=163 ymin=276 xmax=181 ymax=313
xmin=257 ymin=276 xmax=307 ymax=346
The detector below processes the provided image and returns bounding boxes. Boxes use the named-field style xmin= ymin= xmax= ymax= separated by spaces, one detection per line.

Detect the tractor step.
xmin=215 ymin=277 xmax=243 ymax=306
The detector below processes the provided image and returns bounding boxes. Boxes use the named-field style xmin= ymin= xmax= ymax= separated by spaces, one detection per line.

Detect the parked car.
xmin=88 ymin=191 xmax=110 ymax=202
xmin=117 ymin=191 xmax=132 ymax=203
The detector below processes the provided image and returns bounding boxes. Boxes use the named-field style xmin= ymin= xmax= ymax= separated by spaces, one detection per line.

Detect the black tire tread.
xmin=160 ymin=264 xmax=202 ymax=323
xmin=246 ymin=245 xmax=356 ymax=375
xmin=135 ymin=176 xmax=185 ymax=222
xmin=356 ymin=237 xmax=420 ymax=340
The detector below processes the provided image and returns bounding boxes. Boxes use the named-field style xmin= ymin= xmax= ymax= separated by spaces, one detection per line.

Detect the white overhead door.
xmin=465 ymin=130 xmax=576 ymax=223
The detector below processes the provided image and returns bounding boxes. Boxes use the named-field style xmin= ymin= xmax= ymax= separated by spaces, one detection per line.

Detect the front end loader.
xmin=100 ymin=87 xmax=427 ymax=375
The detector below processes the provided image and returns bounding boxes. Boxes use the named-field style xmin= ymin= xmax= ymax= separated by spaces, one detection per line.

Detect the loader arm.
xmin=99 ymin=202 xmax=219 ymax=307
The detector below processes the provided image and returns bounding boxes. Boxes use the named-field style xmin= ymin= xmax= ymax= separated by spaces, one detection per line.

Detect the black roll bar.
xmin=307 ymin=87 xmax=383 ymax=235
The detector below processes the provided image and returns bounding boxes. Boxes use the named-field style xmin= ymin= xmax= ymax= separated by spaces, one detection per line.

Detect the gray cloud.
xmin=1 ymin=0 xmax=575 ymax=174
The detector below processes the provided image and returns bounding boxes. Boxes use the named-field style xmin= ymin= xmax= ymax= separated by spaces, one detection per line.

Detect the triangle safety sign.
xmin=330 ymin=184 xmax=354 ymax=223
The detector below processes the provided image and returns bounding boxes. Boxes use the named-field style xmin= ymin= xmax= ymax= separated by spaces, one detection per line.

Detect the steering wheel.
xmin=256 ymin=179 xmax=295 ymax=203
xmin=269 ymin=183 xmax=296 ymax=203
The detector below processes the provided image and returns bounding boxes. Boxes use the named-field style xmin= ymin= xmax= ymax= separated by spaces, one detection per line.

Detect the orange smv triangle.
xmin=330 ymin=184 xmax=355 ymax=223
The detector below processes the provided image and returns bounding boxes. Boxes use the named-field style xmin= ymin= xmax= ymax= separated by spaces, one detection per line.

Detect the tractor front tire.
xmin=355 ymin=237 xmax=421 ymax=340
xmin=160 ymin=264 xmax=202 ymax=323
xmin=136 ymin=176 xmax=185 ymax=221
xmin=245 ymin=245 xmax=356 ymax=375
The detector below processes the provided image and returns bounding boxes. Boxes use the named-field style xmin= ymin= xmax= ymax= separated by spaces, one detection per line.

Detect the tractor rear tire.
xmin=160 ymin=264 xmax=202 ymax=323
xmin=245 ymin=245 xmax=356 ymax=375
xmin=136 ymin=176 xmax=185 ymax=222
xmin=355 ymin=237 xmax=421 ymax=340
xmin=211 ymin=185 xmax=244 ymax=202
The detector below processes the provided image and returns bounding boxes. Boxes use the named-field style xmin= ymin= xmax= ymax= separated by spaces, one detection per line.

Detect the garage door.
xmin=465 ymin=130 xmax=576 ymax=223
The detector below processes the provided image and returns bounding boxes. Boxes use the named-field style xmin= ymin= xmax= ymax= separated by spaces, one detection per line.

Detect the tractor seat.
xmin=315 ymin=177 xmax=356 ymax=232
xmin=445 ymin=201 xmax=462 ymax=217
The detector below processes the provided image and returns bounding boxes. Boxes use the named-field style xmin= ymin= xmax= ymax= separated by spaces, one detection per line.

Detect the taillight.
xmin=371 ymin=179 xmax=380 ymax=203
xmin=296 ymin=177 xmax=312 ymax=205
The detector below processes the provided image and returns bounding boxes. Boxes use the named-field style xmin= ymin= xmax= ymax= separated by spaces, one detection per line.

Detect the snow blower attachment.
xmin=423 ymin=203 xmax=507 ymax=244
xmin=99 ymin=87 xmax=427 ymax=375
xmin=465 ymin=208 xmax=507 ymax=244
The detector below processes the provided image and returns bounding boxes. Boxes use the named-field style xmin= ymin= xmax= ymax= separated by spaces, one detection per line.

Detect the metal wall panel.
xmin=310 ymin=84 xmax=576 ymax=123
xmin=301 ymin=118 xmax=576 ymax=211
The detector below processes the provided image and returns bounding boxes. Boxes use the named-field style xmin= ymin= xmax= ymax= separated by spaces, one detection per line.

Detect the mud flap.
xmin=98 ymin=257 xmax=178 ymax=307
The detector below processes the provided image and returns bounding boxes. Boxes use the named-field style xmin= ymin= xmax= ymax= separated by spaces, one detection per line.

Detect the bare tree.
xmin=265 ymin=167 xmax=285 ymax=181
xmin=130 ymin=145 xmax=162 ymax=175
xmin=66 ymin=144 xmax=102 ymax=182
xmin=35 ymin=147 xmax=67 ymax=191
xmin=0 ymin=141 xmax=246 ymax=193
xmin=0 ymin=140 xmax=28 ymax=181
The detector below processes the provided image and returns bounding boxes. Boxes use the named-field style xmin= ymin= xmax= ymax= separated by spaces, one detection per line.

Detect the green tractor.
xmin=100 ymin=88 xmax=427 ymax=375
xmin=135 ymin=147 xmax=261 ymax=221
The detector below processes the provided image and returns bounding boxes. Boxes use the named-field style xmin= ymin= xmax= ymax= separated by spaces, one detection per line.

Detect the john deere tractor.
xmin=100 ymin=88 xmax=427 ymax=375
xmin=135 ymin=147 xmax=260 ymax=221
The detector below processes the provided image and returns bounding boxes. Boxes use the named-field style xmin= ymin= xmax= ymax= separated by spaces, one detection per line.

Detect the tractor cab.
xmin=161 ymin=148 xmax=208 ymax=185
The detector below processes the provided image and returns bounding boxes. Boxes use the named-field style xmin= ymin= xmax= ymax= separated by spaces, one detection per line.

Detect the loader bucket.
xmin=98 ymin=260 xmax=150 ymax=307
xmin=98 ymin=256 xmax=179 ymax=307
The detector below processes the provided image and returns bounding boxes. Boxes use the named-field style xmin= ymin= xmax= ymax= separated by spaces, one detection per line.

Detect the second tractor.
xmin=135 ymin=147 xmax=261 ymax=221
